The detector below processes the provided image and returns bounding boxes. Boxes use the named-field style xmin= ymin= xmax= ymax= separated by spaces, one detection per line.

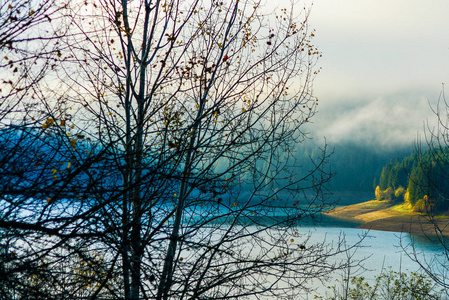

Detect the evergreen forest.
xmin=375 ymin=148 xmax=449 ymax=214
xmin=295 ymin=141 xmax=411 ymax=192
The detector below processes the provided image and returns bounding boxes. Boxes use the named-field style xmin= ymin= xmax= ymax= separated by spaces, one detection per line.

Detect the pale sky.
xmin=305 ymin=0 xmax=449 ymax=148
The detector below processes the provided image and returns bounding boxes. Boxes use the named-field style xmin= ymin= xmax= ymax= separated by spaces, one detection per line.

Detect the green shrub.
xmin=394 ymin=186 xmax=405 ymax=201
xmin=318 ymin=268 xmax=443 ymax=300
xmin=383 ymin=187 xmax=394 ymax=201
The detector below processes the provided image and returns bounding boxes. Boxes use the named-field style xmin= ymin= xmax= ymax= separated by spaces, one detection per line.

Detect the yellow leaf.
xmin=29 ymin=10 xmax=35 ymax=16
xmin=51 ymin=169 xmax=57 ymax=175
xmin=42 ymin=117 xmax=55 ymax=129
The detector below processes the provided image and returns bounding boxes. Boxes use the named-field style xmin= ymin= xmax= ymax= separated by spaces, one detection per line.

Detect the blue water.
xmin=298 ymin=224 xmax=448 ymax=298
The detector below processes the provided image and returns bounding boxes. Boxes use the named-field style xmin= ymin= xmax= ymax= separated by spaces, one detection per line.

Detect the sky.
xmin=302 ymin=0 xmax=449 ymax=148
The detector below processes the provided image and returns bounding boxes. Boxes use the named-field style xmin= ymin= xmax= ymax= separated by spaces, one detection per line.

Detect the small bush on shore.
xmin=317 ymin=268 xmax=444 ymax=300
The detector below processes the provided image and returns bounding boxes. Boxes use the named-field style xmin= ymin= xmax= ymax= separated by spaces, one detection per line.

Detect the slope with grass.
xmin=325 ymin=200 xmax=449 ymax=235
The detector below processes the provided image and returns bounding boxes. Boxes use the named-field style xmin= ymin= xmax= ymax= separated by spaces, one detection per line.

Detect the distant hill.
xmin=295 ymin=140 xmax=413 ymax=194
xmin=328 ymin=142 xmax=413 ymax=192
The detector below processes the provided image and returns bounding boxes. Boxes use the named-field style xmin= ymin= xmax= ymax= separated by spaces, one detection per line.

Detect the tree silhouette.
xmin=0 ymin=0 xmax=360 ymax=299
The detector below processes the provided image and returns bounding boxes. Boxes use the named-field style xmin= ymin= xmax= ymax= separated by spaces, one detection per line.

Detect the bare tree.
xmin=0 ymin=0 xmax=67 ymax=123
xmin=0 ymin=1 xmax=85 ymax=299
xmin=0 ymin=0 xmax=361 ymax=299
xmin=399 ymin=87 xmax=449 ymax=295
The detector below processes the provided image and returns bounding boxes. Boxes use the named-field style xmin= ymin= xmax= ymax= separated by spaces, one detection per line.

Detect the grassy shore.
xmin=324 ymin=200 xmax=449 ymax=236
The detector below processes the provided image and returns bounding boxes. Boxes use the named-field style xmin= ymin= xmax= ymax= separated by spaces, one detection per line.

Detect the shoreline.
xmin=324 ymin=200 xmax=449 ymax=236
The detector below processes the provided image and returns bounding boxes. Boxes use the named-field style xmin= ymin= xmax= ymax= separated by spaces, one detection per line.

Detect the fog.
xmin=312 ymin=90 xmax=439 ymax=149
xmin=303 ymin=0 xmax=449 ymax=149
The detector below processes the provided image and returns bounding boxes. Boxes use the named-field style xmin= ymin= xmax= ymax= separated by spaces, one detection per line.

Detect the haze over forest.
xmin=294 ymin=0 xmax=449 ymax=198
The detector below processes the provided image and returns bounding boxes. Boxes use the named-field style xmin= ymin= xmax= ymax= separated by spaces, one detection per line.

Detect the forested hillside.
xmin=330 ymin=143 xmax=412 ymax=192
xmin=296 ymin=141 xmax=412 ymax=193
xmin=375 ymin=148 xmax=449 ymax=214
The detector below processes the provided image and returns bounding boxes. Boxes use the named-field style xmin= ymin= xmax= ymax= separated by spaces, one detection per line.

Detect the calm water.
xmin=298 ymin=217 xmax=448 ymax=299
xmin=187 ymin=205 xmax=447 ymax=298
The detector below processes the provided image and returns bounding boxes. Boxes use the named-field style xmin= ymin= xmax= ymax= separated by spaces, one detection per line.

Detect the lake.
xmin=298 ymin=215 xmax=448 ymax=299
xmin=185 ymin=204 xmax=447 ymax=298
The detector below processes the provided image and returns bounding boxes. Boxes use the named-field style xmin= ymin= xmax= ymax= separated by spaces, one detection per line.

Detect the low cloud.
xmin=312 ymin=91 xmax=439 ymax=149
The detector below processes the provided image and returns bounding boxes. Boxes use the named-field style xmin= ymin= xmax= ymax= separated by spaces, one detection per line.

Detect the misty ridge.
xmin=294 ymin=87 xmax=444 ymax=200
xmin=295 ymin=138 xmax=412 ymax=196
